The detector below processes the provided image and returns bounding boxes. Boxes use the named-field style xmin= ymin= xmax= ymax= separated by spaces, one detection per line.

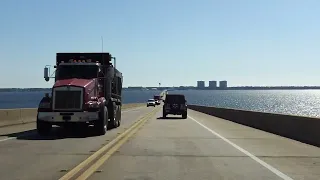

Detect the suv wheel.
xmin=182 ymin=112 xmax=187 ymax=119
xmin=162 ymin=109 xmax=167 ymax=118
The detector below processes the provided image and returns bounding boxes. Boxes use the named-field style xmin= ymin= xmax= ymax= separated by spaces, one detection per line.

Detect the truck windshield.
xmin=56 ymin=65 xmax=98 ymax=80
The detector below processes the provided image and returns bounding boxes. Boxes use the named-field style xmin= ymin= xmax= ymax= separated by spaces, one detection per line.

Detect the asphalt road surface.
xmin=0 ymin=106 xmax=153 ymax=180
xmin=0 ymin=106 xmax=319 ymax=180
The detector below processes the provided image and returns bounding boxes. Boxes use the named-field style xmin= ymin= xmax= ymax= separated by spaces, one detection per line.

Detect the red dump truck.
xmin=153 ymin=95 xmax=161 ymax=105
xmin=37 ymin=52 xmax=123 ymax=136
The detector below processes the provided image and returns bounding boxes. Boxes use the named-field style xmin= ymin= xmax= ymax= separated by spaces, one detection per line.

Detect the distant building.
xmin=219 ymin=81 xmax=228 ymax=89
xmin=209 ymin=81 xmax=217 ymax=89
xmin=197 ymin=81 xmax=205 ymax=89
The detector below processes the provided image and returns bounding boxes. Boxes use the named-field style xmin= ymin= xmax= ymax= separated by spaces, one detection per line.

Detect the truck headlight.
xmin=87 ymin=101 xmax=99 ymax=108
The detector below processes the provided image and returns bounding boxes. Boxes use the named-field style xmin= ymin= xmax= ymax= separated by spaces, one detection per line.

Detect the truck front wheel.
xmin=37 ymin=120 xmax=52 ymax=136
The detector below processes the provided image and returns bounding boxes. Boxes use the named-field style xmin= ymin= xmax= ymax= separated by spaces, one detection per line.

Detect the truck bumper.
xmin=37 ymin=112 xmax=99 ymax=123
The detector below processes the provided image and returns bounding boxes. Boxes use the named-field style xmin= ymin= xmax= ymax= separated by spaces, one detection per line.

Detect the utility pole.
xmin=101 ymin=36 xmax=104 ymax=52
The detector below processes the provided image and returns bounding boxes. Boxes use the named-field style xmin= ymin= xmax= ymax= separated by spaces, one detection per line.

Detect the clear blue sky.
xmin=0 ymin=0 xmax=319 ymax=88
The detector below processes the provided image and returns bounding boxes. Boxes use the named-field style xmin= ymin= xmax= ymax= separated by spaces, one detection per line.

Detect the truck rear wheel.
xmin=37 ymin=120 xmax=52 ymax=136
xmin=108 ymin=103 xmax=119 ymax=129
xmin=117 ymin=105 xmax=121 ymax=127
xmin=95 ymin=106 xmax=108 ymax=135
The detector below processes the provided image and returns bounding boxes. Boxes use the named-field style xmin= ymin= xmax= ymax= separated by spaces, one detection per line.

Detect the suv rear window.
xmin=165 ymin=95 xmax=185 ymax=103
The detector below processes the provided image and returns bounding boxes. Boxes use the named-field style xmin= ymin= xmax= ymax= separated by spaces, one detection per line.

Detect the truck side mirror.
xmin=44 ymin=67 xmax=49 ymax=82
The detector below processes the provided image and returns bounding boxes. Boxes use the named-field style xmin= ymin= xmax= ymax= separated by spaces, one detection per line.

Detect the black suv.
xmin=163 ymin=94 xmax=187 ymax=119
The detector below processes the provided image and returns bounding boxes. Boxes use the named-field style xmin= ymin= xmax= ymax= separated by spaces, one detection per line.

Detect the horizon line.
xmin=2 ymin=85 xmax=320 ymax=89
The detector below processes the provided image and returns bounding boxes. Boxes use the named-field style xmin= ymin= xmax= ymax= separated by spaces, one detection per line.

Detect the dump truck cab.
xmin=37 ymin=53 xmax=123 ymax=136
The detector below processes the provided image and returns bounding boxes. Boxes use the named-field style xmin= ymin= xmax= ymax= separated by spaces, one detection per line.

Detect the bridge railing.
xmin=187 ymin=104 xmax=320 ymax=147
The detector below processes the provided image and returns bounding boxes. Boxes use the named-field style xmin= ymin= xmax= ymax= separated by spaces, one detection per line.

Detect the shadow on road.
xmin=157 ymin=116 xmax=185 ymax=120
xmin=1 ymin=126 xmax=106 ymax=140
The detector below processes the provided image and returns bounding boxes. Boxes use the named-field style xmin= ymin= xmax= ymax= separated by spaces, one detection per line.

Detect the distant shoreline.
xmin=1 ymin=86 xmax=320 ymax=92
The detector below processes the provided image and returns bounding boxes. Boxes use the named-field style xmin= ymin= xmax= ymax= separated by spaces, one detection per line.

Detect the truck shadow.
xmin=2 ymin=126 xmax=106 ymax=140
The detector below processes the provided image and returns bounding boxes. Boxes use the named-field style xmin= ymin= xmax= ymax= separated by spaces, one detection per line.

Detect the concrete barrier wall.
xmin=188 ymin=104 xmax=320 ymax=147
xmin=0 ymin=103 xmax=145 ymax=128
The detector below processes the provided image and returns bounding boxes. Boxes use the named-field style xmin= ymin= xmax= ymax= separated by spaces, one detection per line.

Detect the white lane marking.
xmin=0 ymin=107 xmax=148 ymax=143
xmin=0 ymin=137 xmax=16 ymax=142
xmin=188 ymin=115 xmax=294 ymax=180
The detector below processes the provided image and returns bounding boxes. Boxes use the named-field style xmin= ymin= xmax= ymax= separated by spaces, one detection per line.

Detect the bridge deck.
xmin=0 ymin=107 xmax=319 ymax=180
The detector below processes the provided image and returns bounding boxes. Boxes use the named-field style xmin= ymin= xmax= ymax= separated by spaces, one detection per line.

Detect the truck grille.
xmin=54 ymin=90 xmax=82 ymax=110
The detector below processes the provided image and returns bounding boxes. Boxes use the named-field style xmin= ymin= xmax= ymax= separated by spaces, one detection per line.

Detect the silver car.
xmin=147 ymin=99 xmax=156 ymax=107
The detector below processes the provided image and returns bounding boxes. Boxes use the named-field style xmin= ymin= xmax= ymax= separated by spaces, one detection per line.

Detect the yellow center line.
xmin=59 ymin=107 xmax=160 ymax=180
xmin=77 ymin=107 xmax=159 ymax=179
